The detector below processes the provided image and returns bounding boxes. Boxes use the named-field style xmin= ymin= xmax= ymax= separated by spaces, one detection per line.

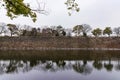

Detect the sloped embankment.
xmin=0 ymin=37 xmax=119 ymax=50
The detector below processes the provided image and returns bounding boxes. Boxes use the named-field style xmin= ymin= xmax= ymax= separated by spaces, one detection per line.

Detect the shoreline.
xmin=0 ymin=48 xmax=120 ymax=51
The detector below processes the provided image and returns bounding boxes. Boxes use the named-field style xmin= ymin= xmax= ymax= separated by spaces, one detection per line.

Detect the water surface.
xmin=0 ymin=50 xmax=120 ymax=80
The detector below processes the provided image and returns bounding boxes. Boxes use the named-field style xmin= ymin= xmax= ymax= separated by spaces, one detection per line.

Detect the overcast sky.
xmin=0 ymin=0 xmax=120 ymax=29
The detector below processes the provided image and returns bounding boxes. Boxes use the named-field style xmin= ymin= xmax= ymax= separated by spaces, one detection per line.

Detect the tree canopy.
xmin=92 ymin=28 xmax=102 ymax=37
xmin=103 ymin=27 xmax=112 ymax=37
xmin=73 ymin=24 xmax=92 ymax=37
xmin=0 ymin=0 xmax=80 ymax=22
xmin=73 ymin=25 xmax=83 ymax=36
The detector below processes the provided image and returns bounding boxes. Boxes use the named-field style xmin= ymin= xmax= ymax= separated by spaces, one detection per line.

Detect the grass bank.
xmin=0 ymin=36 xmax=120 ymax=50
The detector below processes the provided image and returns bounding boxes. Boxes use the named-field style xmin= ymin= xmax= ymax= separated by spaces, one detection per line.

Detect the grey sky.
xmin=0 ymin=0 xmax=120 ymax=29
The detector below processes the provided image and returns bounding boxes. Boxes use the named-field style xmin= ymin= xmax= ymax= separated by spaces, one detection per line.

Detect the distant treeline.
xmin=0 ymin=23 xmax=120 ymax=37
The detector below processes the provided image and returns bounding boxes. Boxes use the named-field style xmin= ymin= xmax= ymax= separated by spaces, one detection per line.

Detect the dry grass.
xmin=0 ymin=36 xmax=120 ymax=49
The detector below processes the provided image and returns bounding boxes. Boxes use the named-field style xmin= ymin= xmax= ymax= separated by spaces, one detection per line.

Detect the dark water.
xmin=0 ymin=50 xmax=120 ymax=80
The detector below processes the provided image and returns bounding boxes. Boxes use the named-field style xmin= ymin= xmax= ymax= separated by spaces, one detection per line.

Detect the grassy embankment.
xmin=0 ymin=36 xmax=120 ymax=50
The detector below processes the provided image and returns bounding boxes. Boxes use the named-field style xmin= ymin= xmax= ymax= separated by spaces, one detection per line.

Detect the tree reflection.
xmin=56 ymin=60 xmax=66 ymax=67
xmin=0 ymin=60 xmax=32 ymax=74
xmin=40 ymin=61 xmax=56 ymax=72
xmin=73 ymin=61 xmax=93 ymax=75
xmin=6 ymin=60 xmax=18 ymax=73
xmin=0 ymin=60 xmax=119 ymax=75
xmin=93 ymin=60 xmax=103 ymax=70
xmin=115 ymin=59 xmax=120 ymax=71
xmin=45 ymin=61 xmax=53 ymax=69
xmin=30 ymin=60 xmax=39 ymax=67
xmin=104 ymin=59 xmax=113 ymax=71
xmin=83 ymin=60 xmax=87 ymax=66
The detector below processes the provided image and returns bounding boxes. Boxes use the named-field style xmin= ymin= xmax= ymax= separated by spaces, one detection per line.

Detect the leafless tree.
xmin=0 ymin=23 xmax=7 ymax=35
xmin=113 ymin=27 xmax=120 ymax=37
xmin=82 ymin=24 xmax=92 ymax=37
xmin=7 ymin=24 xmax=19 ymax=36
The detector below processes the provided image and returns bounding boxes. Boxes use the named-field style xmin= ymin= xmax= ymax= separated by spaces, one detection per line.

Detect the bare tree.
xmin=113 ymin=27 xmax=120 ymax=37
xmin=7 ymin=24 xmax=18 ymax=36
xmin=65 ymin=28 xmax=72 ymax=37
xmin=0 ymin=23 xmax=7 ymax=35
xmin=31 ymin=0 xmax=49 ymax=15
xmin=82 ymin=24 xmax=92 ymax=37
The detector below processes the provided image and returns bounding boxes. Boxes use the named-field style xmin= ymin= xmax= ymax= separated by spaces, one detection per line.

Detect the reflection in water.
xmin=0 ymin=50 xmax=120 ymax=80
xmin=104 ymin=60 xmax=113 ymax=71
xmin=0 ymin=60 xmax=31 ymax=74
xmin=93 ymin=60 xmax=103 ymax=70
xmin=73 ymin=61 xmax=93 ymax=75
xmin=115 ymin=59 xmax=120 ymax=71
xmin=0 ymin=60 xmax=120 ymax=75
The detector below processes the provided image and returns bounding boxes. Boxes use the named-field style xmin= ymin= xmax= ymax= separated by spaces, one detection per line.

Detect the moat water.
xmin=0 ymin=50 xmax=120 ymax=80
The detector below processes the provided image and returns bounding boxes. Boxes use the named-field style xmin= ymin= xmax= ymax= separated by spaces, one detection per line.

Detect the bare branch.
xmin=31 ymin=0 xmax=49 ymax=15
